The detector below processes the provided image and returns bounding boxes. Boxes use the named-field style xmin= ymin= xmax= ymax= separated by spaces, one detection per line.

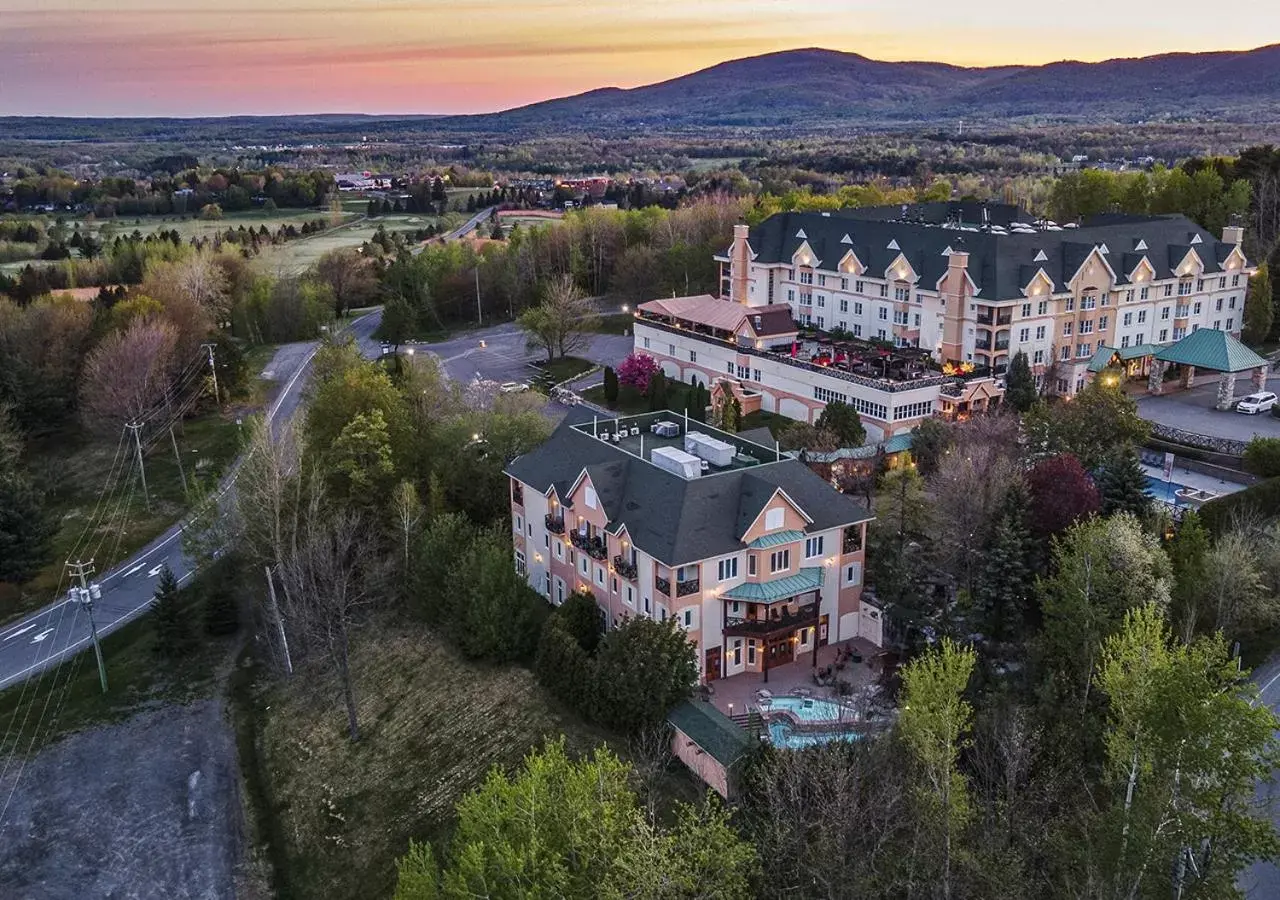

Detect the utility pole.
xmin=126 ymin=421 xmax=150 ymax=510
xmin=67 ymin=560 xmax=108 ymax=693
xmin=169 ymin=424 xmax=188 ymax=496
xmin=202 ymin=342 xmax=219 ymax=406
xmin=475 ymin=266 xmax=482 ymax=326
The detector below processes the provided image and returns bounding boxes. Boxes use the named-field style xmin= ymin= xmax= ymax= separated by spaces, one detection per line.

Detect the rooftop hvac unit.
xmin=684 ymin=432 xmax=735 ymax=468
xmin=650 ymin=446 xmax=703 ymax=480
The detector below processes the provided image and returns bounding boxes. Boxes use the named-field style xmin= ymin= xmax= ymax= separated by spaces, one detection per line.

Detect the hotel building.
xmin=633 ymin=202 xmax=1256 ymax=441
xmin=505 ymin=411 xmax=879 ymax=684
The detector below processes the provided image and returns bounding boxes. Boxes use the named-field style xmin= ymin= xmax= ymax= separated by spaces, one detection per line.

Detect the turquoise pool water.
xmin=767 ymin=720 xmax=861 ymax=749
xmin=765 ymin=696 xmax=850 ymax=722
xmin=1144 ymin=476 xmax=1200 ymax=509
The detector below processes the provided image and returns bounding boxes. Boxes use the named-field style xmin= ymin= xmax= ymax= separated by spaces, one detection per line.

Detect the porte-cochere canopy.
xmin=1153 ymin=328 xmax=1268 ymax=374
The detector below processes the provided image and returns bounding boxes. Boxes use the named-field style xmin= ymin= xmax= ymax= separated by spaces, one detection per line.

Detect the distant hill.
xmin=441 ymin=44 xmax=1280 ymax=130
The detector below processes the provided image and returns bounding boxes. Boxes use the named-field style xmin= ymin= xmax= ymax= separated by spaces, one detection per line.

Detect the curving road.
xmin=0 ymin=312 xmax=384 ymax=693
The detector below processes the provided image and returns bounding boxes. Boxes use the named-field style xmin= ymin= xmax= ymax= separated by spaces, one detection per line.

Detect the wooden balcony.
xmin=723 ymin=602 xmax=819 ymax=639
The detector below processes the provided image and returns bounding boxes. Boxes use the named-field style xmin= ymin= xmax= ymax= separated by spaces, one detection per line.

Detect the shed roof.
xmin=1154 ymin=329 xmax=1268 ymax=373
xmin=667 ymin=700 xmax=750 ymax=767
xmin=723 ymin=567 xmax=824 ymax=602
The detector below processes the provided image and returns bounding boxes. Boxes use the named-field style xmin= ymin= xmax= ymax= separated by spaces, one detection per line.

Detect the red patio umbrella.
xmin=790 ymin=341 xmax=798 ymax=358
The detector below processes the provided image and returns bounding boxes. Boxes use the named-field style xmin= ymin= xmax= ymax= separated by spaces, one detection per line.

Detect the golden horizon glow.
xmin=0 ymin=0 xmax=1276 ymax=116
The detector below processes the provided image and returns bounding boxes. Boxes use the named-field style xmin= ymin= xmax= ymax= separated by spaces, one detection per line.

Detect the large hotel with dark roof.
xmin=632 ymin=202 xmax=1257 ymax=443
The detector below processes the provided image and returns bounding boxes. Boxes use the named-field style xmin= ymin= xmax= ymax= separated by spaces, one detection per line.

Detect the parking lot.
xmin=422 ymin=322 xmax=632 ymax=388
xmin=1136 ymin=371 xmax=1280 ymax=443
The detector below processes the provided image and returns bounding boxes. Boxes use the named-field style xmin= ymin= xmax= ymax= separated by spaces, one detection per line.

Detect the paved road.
xmin=412 ymin=206 xmax=496 ymax=255
xmin=423 ymin=321 xmax=632 ymax=387
xmin=1137 ymin=371 xmax=1280 ymax=442
xmin=0 ymin=312 xmax=384 ymax=693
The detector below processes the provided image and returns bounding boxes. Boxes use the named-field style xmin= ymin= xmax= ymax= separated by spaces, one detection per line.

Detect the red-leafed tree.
xmin=1027 ymin=453 xmax=1101 ymax=540
xmin=617 ymin=352 xmax=660 ymax=394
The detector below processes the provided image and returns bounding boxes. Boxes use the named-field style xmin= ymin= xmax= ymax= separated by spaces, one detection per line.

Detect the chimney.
xmin=1222 ymin=225 xmax=1244 ymax=246
xmin=729 ymin=222 xmax=753 ymax=307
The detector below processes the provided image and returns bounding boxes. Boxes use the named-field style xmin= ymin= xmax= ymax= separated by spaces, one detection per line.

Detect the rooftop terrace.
xmin=570 ymin=410 xmax=785 ymax=477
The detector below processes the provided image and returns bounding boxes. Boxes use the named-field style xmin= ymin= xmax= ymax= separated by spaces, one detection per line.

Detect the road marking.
xmin=122 ymin=563 xmax=145 ymax=578
xmin=2 ymin=623 xmax=39 ymax=642
xmin=1260 ymin=667 xmax=1280 ymax=700
xmin=148 ymin=564 xmax=164 ymax=578
xmin=30 ymin=628 xmax=54 ymax=643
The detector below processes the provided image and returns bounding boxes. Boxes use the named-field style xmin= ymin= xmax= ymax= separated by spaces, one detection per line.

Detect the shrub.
xmin=1244 ymin=436 xmax=1280 ymax=478
xmin=1200 ymin=477 xmax=1280 ymax=534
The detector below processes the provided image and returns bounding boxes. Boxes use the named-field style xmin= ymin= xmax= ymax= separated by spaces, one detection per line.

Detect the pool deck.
xmin=1141 ymin=463 xmax=1248 ymax=500
xmin=707 ymin=638 xmax=882 ymax=719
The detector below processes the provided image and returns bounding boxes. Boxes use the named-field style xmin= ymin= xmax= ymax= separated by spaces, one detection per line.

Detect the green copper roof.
xmin=747 ymin=529 xmax=804 ymax=549
xmin=666 ymin=701 xmax=749 ymax=767
xmin=1119 ymin=343 xmax=1163 ymax=361
xmin=1154 ymin=329 xmax=1268 ymax=373
xmin=882 ymin=433 xmax=914 ymax=454
xmin=1087 ymin=346 xmax=1118 ymax=373
xmin=723 ymin=567 xmax=824 ymax=602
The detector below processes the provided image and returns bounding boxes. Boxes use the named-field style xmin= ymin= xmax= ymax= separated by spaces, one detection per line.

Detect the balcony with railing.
xmin=995 ymin=309 xmax=1013 ymax=326
xmin=545 ymin=513 xmax=565 ymax=535
xmin=994 ymin=331 xmax=1010 ymax=352
xmin=511 ymin=483 xmax=524 ymax=506
xmin=677 ymin=578 xmax=700 ymax=597
xmin=613 ymin=555 xmax=638 ymax=581
xmin=843 ymin=526 xmax=863 ymax=555
xmin=570 ymin=529 xmax=608 ymax=561
xmin=976 ymin=310 xmax=993 ymax=326
xmin=974 ymin=330 xmax=992 ymax=351
xmin=723 ymin=601 xmax=819 ymax=638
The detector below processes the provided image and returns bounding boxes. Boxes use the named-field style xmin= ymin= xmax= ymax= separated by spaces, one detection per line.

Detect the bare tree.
xmin=279 ymin=503 xmax=386 ymax=741
xmin=517 ymin=274 xmax=598 ymax=361
xmin=627 ymin=723 xmax=674 ymax=824
xmin=80 ymin=318 xmax=178 ymax=431
xmin=391 ymin=480 xmax=423 ymax=571
xmin=315 ymin=248 xmax=379 ymax=318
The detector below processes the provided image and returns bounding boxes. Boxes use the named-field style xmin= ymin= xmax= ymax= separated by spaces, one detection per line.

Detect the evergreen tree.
xmin=1004 ymin=350 xmax=1037 ymax=412
xmin=1243 ymin=263 xmax=1274 ymax=346
xmin=603 ymin=365 xmax=619 ymax=403
xmin=151 ymin=564 xmax=193 ymax=657
xmin=203 ymin=573 xmax=240 ymax=637
xmin=974 ymin=481 xmax=1038 ymax=643
xmin=647 ymin=370 xmax=668 ymax=411
xmin=1166 ymin=509 xmax=1210 ymax=642
xmin=366 ymin=199 xmax=379 ymax=218
xmin=1097 ymin=446 xmax=1151 ymax=519
xmin=0 ymin=409 xmax=54 ymax=585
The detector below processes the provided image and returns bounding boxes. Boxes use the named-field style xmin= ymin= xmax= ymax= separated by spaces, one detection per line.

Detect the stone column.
xmin=1254 ymin=366 xmax=1269 ymax=392
xmin=1147 ymin=359 xmax=1167 ymax=395
xmin=1215 ymin=371 xmax=1237 ymax=410
xmin=1181 ymin=365 xmax=1196 ymax=389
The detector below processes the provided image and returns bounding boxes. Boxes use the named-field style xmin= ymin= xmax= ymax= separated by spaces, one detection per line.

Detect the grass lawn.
xmin=591 ymin=313 xmax=635 ymax=335
xmin=4 ymin=410 xmax=247 ymax=624
xmin=582 ymin=382 xmax=708 ymax=417
xmin=740 ymin=409 xmax=794 ymax=440
xmin=535 ymin=355 xmax=596 ymax=385
xmin=0 ymin=572 xmax=231 ymax=758
xmin=252 ymin=619 xmax=700 ymax=900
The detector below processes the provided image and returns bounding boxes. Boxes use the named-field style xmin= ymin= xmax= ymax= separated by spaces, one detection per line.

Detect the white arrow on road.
xmin=30 ymin=628 xmax=54 ymax=643
xmin=148 ymin=565 xmax=165 ymax=577
xmin=3 ymin=623 xmax=40 ymax=642
xmin=123 ymin=563 xmax=145 ymax=578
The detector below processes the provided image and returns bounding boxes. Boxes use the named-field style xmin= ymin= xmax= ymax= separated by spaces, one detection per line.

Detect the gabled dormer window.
xmin=765 ymin=508 xmax=784 ymax=531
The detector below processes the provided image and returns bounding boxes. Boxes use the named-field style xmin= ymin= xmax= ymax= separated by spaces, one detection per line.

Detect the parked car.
xmin=499 ymin=382 xmax=530 ymax=394
xmin=1235 ymin=391 xmax=1277 ymax=414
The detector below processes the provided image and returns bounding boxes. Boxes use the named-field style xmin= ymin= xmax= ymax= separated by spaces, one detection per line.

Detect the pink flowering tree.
xmin=617 ymin=352 xmax=661 ymax=394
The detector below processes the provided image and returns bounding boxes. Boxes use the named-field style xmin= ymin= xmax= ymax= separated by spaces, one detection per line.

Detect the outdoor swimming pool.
xmin=768 ymin=720 xmax=861 ymax=749
xmin=764 ymin=695 xmax=853 ymax=722
xmin=1145 ymin=476 xmax=1210 ymax=509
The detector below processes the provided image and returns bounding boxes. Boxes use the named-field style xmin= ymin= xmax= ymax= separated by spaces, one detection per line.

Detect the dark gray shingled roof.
xmin=506 ymin=418 xmax=871 ymax=567
xmin=739 ymin=202 xmax=1240 ymax=302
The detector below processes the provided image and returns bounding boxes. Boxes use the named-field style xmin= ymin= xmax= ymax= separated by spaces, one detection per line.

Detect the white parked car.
xmin=499 ymin=381 xmax=530 ymax=394
xmin=1235 ymin=391 xmax=1277 ymax=415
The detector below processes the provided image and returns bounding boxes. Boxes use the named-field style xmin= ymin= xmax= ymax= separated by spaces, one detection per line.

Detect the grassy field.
xmin=0 ymin=571 xmax=231 ymax=758
xmin=535 ymin=355 xmax=597 ymax=386
xmin=3 ymin=410 xmax=245 ymax=622
xmin=251 ymin=619 xmax=697 ymax=900
xmin=591 ymin=313 xmax=635 ymax=335
xmin=261 ymin=213 xmax=441 ymax=274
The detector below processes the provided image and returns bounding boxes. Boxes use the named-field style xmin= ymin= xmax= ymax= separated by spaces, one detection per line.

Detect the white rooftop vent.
xmin=1098 ymin=242 xmax=1110 ymax=254
xmin=887 ymin=239 xmax=900 ymax=250
xmin=941 ymin=246 xmax=953 ymax=256
xmin=840 ymin=233 xmax=853 ymax=244
xmin=684 ymin=432 xmax=735 ymax=468
xmin=650 ymin=446 xmax=702 ymax=480
xmin=820 ymin=212 xmax=831 ymax=217
xmin=1190 ymin=234 xmax=1203 ymax=245
xmin=1135 ymin=239 xmax=1148 ymax=251
xmin=1034 ymin=249 xmax=1048 ymax=262
xmin=795 ymin=228 xmax=807 ymax=239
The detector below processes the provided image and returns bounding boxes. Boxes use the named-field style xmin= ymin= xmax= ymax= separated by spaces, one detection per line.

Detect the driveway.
xmin=424 ymin=323 xmax=632 ymax=387
xmin=1136 ymin=371 xmax=1280 ymax=443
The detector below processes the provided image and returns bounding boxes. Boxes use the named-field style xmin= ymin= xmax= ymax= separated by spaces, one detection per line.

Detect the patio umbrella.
xmin=791 ymin=341 xmax=798 ymax=358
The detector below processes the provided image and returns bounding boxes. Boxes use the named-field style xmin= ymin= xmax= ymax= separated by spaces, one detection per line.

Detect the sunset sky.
xmin=2 ymin=0 xmax=1276 ymax=117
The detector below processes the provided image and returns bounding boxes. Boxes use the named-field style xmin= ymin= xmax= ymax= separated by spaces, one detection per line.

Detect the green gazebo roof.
xmin=723 ymin=567 xmax=824 ymax=602
xmin=1087 ymin=343 xmax=1167 ymax=373
xmin=1154 ymin=329 xmax=1268 ymax=373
